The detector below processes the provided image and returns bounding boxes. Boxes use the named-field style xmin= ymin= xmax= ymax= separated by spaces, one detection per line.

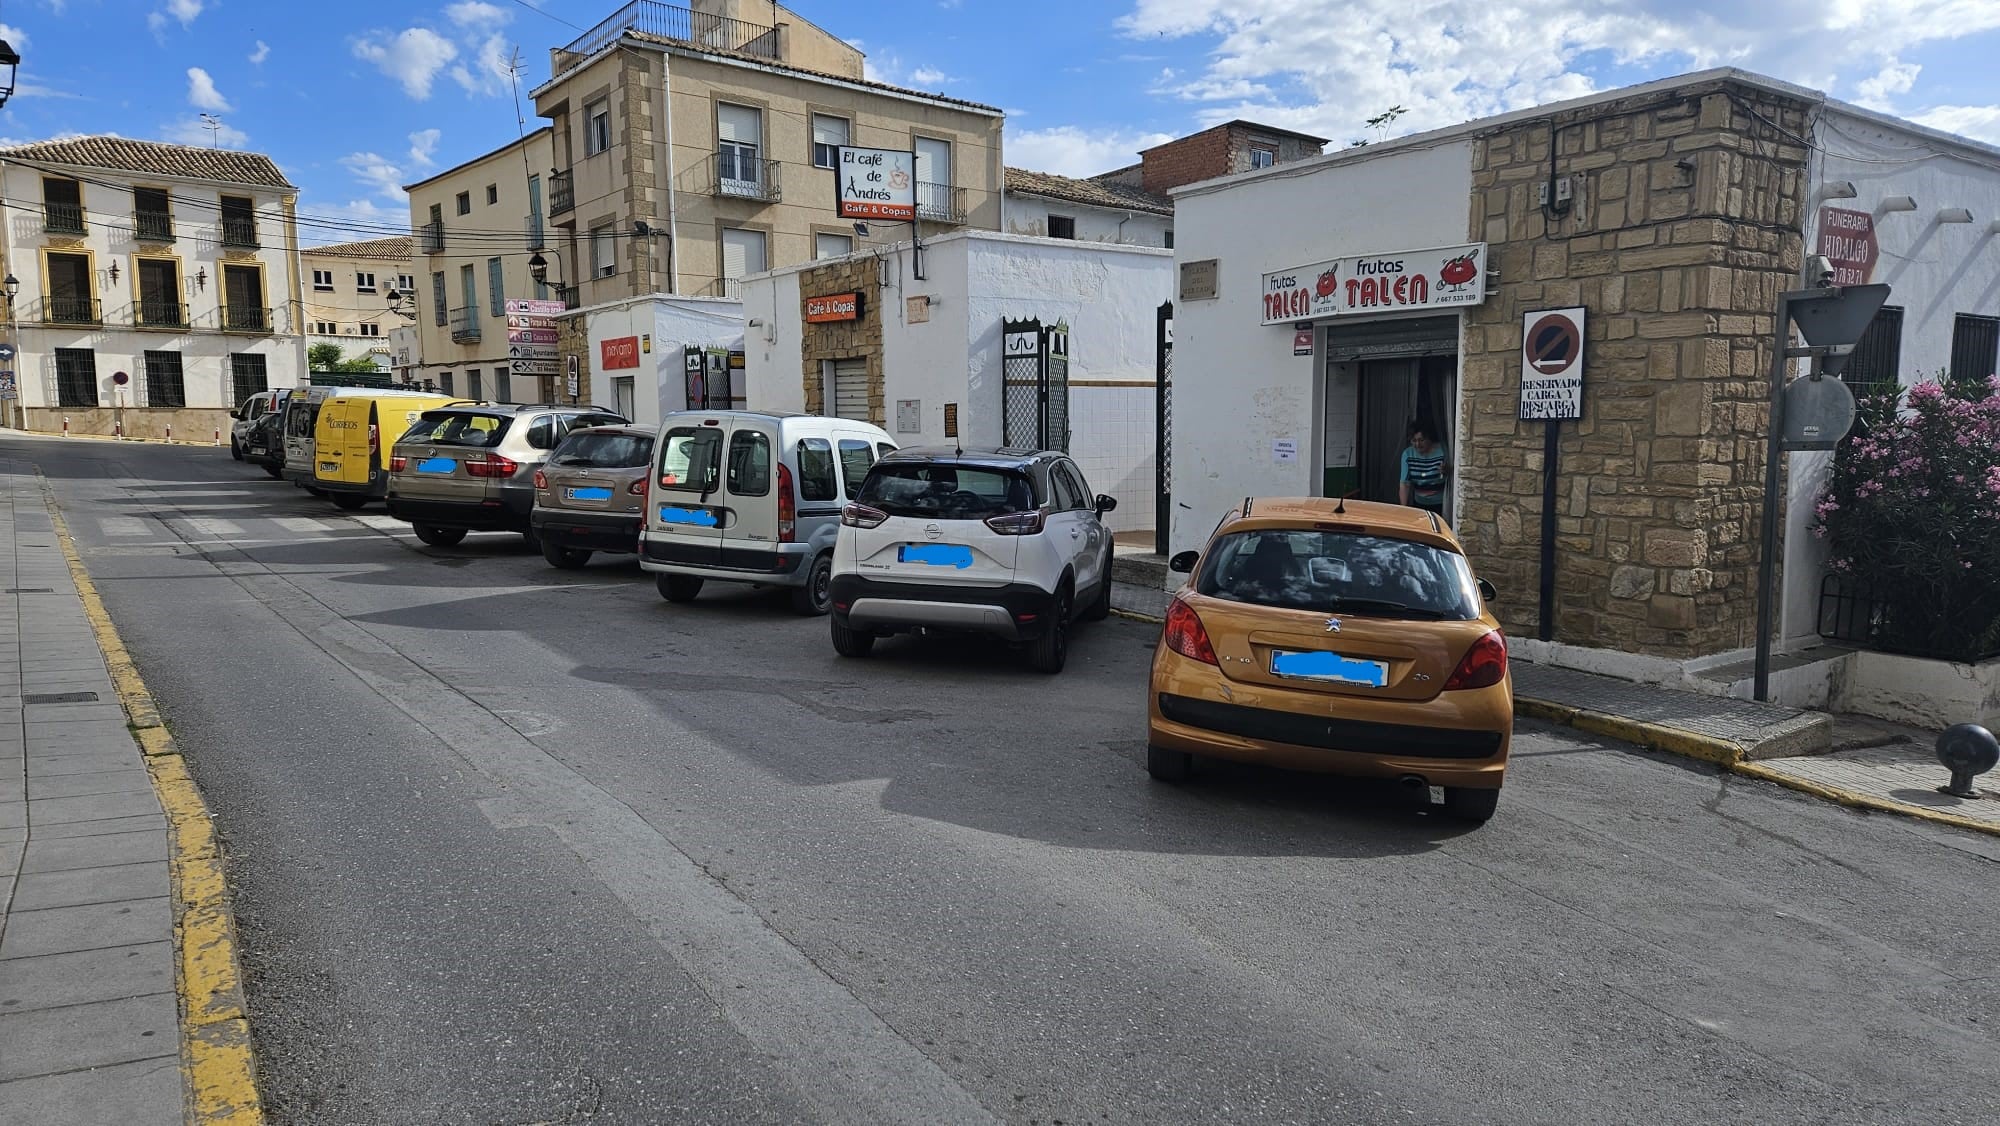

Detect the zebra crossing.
xmin=74 ymin=504 xmax=412 ymax=550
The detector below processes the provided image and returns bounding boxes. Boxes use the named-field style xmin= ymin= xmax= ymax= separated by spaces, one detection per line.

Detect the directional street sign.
xmin=504 ymin=299 xmax=565 ymax=316
xmin=509 ymin=343 xmax=556 ymax=360
xmin=507 ymin=328 xmax=559 ymax=345
xmin=0 ymin=343 xmax=16 ymax=360
xmin=512 ymin=358 xmax=561 ymax=376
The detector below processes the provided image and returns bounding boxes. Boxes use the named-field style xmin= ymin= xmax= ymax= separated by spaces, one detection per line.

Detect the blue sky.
xmin=5 ymin=0 xmax=2000 ymax=245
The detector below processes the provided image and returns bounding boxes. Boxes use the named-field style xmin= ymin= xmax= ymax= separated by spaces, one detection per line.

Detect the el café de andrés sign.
xmin=1261 ymin=244 xmax=1489 ymax=325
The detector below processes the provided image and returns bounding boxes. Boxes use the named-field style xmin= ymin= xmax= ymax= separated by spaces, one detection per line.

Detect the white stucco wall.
xmin=1782 ymin=108 xmax=2000 ymax=643
xmin=1004 ymin=193 xmax=1174 ymax=249
xmin=1165 ymin=139 xmax=1477 ymax=560
xmin=575 ymin=295 xmax=741 ymax=429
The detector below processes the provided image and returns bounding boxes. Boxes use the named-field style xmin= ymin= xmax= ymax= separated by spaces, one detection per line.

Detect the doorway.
xmin=1320 ymin=314 xmax=1459 ymax=514
xmin=1356 ymin=354 xmax=1457 ymax=506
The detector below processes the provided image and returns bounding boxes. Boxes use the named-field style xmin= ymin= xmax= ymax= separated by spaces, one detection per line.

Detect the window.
xmin=856 ymin=462 xmax=1037 ymax=519
xmin=811 ymin=113 xmax=849 ymax=169
xmin=726 ymin=430 xmax=772 ymax=496
xmin=219 ymin=195 xmax=257 ymax=247
xmin=405 ymin=410 xmax=508 ymax=446
xmin=492 ymin=370 xmax=511 ymax=404
xmin=356 ymin=271 xmax=377 ymax=293
xmin=312 ymin=269 xmax=334 ymax=290
xmin=837 ymin=439 xmax=876 ymax=500
xmin=221 ymin=264 xmax=265 ymax=330
xmin=45 ymin=252 xmax=93 ymax=323
xmin=1047 ymin=215 xmax=1076 ymax=240
xmin=553 ymin=429 xmax=652 ymax=468
xmin=468 ymin=369 xmax=483 ymax=400
xmin=43 ymin=177 xmax=84 ymax=234
xmin=396 ymin=273 xmax=415 ymax=293
xmin=439 ymin=372 xmax=454 ymax=396
xmin=797 ymin=437 xmax=837 ymax=501
xmin=585 ymin=99 xmax=611 ymax=155
xmin=657 ymin=426 xmax=723 ymax=491
xmin=719 ymin=228 xmax=766 ymax=295
xmin=1842 ymin=305 xmax=1902 ymax=395
xmin=459 ymin=263 xmax=477 ymax=317
xmin=717 ymin=103 xmax=763 ymax=193
xmin=814 ymin=232 xmax=853 ymax=260
xmin=143 ymin=350 xmax=186 ymax=408
xmin=611 ymin=376 xmax=636 ymax=419
xmin=230 ymin=354 xmax=269 ymax=402
xmin=1250 ymin=147 xmax=1276 ymax=169
xmin=1165 ymin=229 xmax=1174 ymax=249
xmin=591 ymin=224 xmax=617 ymax=278
xmin=431 ymin=271 xmax=448 ymax=327
xmin=1053 ymin=462 xmax=1092 ymax=510
xmin=135 ymin=257 xmax=182 ymax=327
xmin=485 ymin=183 xmax=498 ymax=206
xmin=133 ymin=187 xmax=173 ymax=241
xmin=55 ymin=347 xmax=97 ymax=407
xmin=1195 ymin=529 xmax=1480 ymax=620
xmin=358 ymin=323 xmax=382 ymax=338
xmin=312 ymin=321 xmax=339 ymax=335
xmin=1950 ymin=314 xmax=1999 ymax=385
xmin=488 ymin=257 xmax=505 ymax=316
xmin=456 ymin=191 xmax=471 ymax=216
xmin=914 ymin=137 xmax=952 ymax=219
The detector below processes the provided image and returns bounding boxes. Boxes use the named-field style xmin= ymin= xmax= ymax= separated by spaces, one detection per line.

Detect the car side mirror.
xmin=1094 ymin=494 xmax=1118 ymax=514
xmin=1478 ymin=578 xmax=1497 ymax=602
xmin=1170 ymin=550 xmax=1199 ymax=573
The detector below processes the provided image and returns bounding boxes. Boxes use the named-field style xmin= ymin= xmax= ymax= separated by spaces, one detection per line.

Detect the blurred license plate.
xmin=1269 ymin=649 xmax=1389 ymax=687
xmin=658 ymin=505 xmax=718 ymax=527
xmin=898 ymin=544 xmax=973 ymax=568
xmin=416 ymin=457 xmax=457 ymax=474
xmin=565 ymin=486 xmax=614 ymax=501
xmin=319 ymin=461 xmax=338 ymax=473
xmin=248 ymin=445 xmax=265 ymax=454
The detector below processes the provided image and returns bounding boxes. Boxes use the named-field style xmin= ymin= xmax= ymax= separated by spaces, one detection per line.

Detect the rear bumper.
xmin=317 ymin=470 xmax=389 ymax=500
xmin=828 ymin=574 xmax=1060 ymax=641
xmin=532 ymin=508 xmax=642 ymax=553
xmin=1147 ymin=647 xmax=1512 ymax=787
xmin=637 ymin=535 xmax=809 ymax=583
xmin=386 ymin=486 xmax=534 ymax=531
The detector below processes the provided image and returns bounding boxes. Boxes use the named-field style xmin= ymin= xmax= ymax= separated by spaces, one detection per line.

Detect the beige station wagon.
xmin=386 ymin=404 xmax=628 ymax=547
xmin=531 ymin=424 xmax=655 ymax=569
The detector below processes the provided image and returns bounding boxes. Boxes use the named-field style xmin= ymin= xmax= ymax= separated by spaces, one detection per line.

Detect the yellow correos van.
xmin=313 ymin=390 xmax=467 ymax=510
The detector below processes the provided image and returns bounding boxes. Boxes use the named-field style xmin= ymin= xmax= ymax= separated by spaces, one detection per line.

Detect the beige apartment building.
xmin=300 ymin=235 xmax=415 ymax=371
xmin=405 ymin=127 xmax=558 ymax=401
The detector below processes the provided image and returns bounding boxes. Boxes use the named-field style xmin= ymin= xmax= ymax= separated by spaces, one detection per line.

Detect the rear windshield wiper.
xmin=1323 ymin=597 xmax=1453 ymax=620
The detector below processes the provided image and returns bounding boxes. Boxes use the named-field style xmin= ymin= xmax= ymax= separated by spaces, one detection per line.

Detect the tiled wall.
xmin=1069 ymin=383 xmax=1157 ymax=535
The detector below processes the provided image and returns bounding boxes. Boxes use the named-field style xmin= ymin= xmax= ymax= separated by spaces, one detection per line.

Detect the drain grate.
xmin=5 ymin=587 xmax=55 ymax=594
xmin=23 ymin=691 xmax=101 ymax=704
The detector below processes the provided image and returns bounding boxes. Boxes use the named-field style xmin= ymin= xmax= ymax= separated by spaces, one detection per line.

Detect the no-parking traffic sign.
xmin=1519 ymin=307 xmax=1585 ymax=420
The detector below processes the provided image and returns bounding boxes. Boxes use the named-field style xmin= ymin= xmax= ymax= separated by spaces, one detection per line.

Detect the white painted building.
xmin=567 ymin=294 xmax=744 ymax=427
xmin=1004 ymin=167 xmax=1174 ymax=248
xmin=738 ymin=229 xmax=1171 ymax=533
xmin=0 ymin=136 xmax=306 ymax=437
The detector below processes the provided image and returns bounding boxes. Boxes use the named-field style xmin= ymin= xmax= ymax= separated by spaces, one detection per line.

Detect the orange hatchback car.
xmin=1147 ymin=498 xmax=1512 ymax=821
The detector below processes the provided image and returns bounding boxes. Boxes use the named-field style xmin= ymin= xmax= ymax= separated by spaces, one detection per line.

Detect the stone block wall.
xmin=796 ymin=256 xmax=884 ymax=424
xmin=1458 ymin=79 xmax=1812 ymax=658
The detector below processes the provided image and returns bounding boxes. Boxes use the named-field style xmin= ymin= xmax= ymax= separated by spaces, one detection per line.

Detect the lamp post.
xmin=527 ymin=251 xmax=571 ymax=402
xmin=2 ymin=273 xmax=20 ymax=429
xmin=0 ymin=39 xmax=21 ymax=111
xmin=383 ymin=287 xmax=418 ymax=321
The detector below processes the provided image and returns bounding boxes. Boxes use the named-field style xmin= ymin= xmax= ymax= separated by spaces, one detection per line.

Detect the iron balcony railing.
xmin=555 ymin=284 xmax=579 ymax=310
xmin=561 ymin=1 xmax=779 ymax=61
xmin=420 ymin=219 xmax=445 ymax=254
xmin=549 ymin=170 xmax=575 ymax=215
xmin=220 ymin=217 xmax=259 ymax=249
xmin=916 ymin=182 xmax=966 ymax=223
xmin=39 ymin=295 xmax=98 ymax=324
xmin=44 ymin=202 xmax=85 ymax=235
xmin=526 ymin=213 xmax=545 ymax=250
xmin=220 ymin=305 xmax=272 ymax=333
xmin=135 ymin=298 xmax=188 ymax=329
xmin=450 ymin=305 xmax=482 ymax=343
xmin=134 ymin=210 xmax=175 ymax=243
xmin=708 ymin=150 xmax=781 ymax=202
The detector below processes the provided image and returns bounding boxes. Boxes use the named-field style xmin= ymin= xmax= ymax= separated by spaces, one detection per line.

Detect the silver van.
xmin=640 ymin=410 xmax=896 ymax=614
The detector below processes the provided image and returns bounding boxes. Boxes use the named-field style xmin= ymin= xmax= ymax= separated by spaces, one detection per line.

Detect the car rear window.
xmin=1195 ymin=529 xmax=1479 ymax=620
xmin=657 ymin=426 xmax=721 ymax=492
xmin=403 ymin=411 xmax=509 ymax=447
xmin=857 ymin=463 xmax=1037 ymax=520
xmin=551 ymin=431 xmax=653 ymax=469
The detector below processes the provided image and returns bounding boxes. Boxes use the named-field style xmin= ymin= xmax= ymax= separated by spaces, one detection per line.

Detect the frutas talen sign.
xmin=1261 ymin=244 xmax=1488 ymax=325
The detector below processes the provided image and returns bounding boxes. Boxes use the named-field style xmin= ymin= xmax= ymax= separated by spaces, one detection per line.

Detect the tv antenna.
xmin=198 ymin=113 xmax=223 ymax=148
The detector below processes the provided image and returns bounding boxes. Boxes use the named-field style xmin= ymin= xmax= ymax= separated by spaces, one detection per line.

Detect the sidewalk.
xmin=0 ymin=462 xmax=184 ymax=1122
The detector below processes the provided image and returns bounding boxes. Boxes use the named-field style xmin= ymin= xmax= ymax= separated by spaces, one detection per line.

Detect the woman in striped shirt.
xmin=1398 ymin=421 xmax=1451 ymax=518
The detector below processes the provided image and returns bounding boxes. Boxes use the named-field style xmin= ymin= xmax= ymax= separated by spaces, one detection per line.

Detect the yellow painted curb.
xmin=1110 ymin=607 xmax=1164 ymax=625
xmin=17 ymin=430 xmax=225 ymax=448
xmin=1733 ymin=762 xmax=2000 ymax=839
xmin=40 ymin=477 xmax=265 ymax=1125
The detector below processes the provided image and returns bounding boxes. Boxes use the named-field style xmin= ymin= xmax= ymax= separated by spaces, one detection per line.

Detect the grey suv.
xmin=386 ymin=404 xmax=628 ymax=547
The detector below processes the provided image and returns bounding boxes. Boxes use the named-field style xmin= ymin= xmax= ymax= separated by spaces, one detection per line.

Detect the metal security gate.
xmin=1001 ymin=318 xmax=1070 ymax=451
xmin=831 ymin=358 xmax=869 ymax=421
xmin=1155 ymin=300 xmax=1172 ymax=553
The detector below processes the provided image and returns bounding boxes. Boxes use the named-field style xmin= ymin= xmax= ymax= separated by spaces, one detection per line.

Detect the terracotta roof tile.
xmin=304 ymin=235 xmax=415 ymax=260
xmin=0 ymin=135 xmax=292 ymax=189
xmin=1004 ymin=167 xmax=1172 ymax=216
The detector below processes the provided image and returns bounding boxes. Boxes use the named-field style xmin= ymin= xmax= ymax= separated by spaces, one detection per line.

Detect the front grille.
xmin=1157 ymin=694 xmax=1504 ymax=759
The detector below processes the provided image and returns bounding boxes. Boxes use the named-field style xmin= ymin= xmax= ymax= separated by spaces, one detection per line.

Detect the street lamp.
xmin=2 ymin=273 xmax=19 ymax=430
xmin=384 ymin=287 xmax=417 ymax=321
xmin=528 ymin=249 xmax=570 ymax=305
xmin=0 ymin=40 xmax=20 ymax=111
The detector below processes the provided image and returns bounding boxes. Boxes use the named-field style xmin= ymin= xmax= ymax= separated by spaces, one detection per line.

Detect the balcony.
xmin=134 ymin=210 xmax=175 ymax=243
xmin=916 ymin=182 xmax=966 ymax=223
xmin=561 ymin=1 xmax=778 ymax=63
xmin=43 ymin=203 xmax=85 ymax=236
xmin=38 ymin=295 xmax=98 ymax=325
xmin=707 ymin=151 xmax=781 ymax=203
xmin=135 ymin=298 xmax=188 ymax=329
xmin=420 ymin=219 xmax=445 ymax=254
xmin=549 ymin=170 xmax=574 ymax=216
xmin=220 ymin=305 xmax=272 ymax=333
xmin=220 ymin=217 xmax=259 ymax=249
xmin=450 ymin=305 xmax=482 ymax=344
xmin=526 ymin=213 xmax=546 ymax=250
xmin=555 ymin=284 xmax=579 ymax=310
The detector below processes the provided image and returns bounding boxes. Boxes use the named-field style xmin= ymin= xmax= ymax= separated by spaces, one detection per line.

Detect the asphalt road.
xmin=8 ymin=431 xmax=2000 ymax=1125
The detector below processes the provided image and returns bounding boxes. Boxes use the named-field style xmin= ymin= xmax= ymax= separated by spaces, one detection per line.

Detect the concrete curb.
xmin=40 ymin=476 xmax=265 ymax=1124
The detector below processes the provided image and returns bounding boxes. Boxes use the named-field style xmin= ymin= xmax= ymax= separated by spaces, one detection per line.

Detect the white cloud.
xmin=162 ymin=116 xmax=247 ymax=148
xmin=449 ymin=32 xmax=514 ymax=96
xmin=864 ymin=51 xmax=955 ymax=91
xmin=0 ymin=23 xmax=27 ymax=47
xmin=186 ymin=67 xmax=231 ymax=111
xmin=446 ymin=1 xmax=510 ymax=29
xmin=909 ymin=66 xmax=950 ymax=87
xmin=249 ymin=40 xmax=270 ymax=65
xmin=1853 ymin=60 xmax=1921 ymax=110
xmin=353 ymin=28 xmax=459 ymax=100
xmin=1007 ymin=125 xmax=1177 ymax=177
xmin=408 ymin=128 xmax=443 ymax=167
xmin=342 ymin=151 xmax=412 ymax=203
xmin=298 ymin=197 xmax=408 ymax=248
xmin=1914 ymin=104 xmax=2000 ymax=145
xmin=151 ymin=0 xmax=201 ymax=31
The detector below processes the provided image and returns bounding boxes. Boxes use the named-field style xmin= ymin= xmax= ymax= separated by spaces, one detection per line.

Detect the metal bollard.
xmin=165 ymin=423 xmax=172 ymax=442
xmin=114 ymin=420 xmax=123 ymax=440
xmin=213 ymin=427 xmax=221 ymax=445
xmin=1936 ymin=724 xmax=1999 ymax=798
xmin=62 ymin=416 xmax=69 ymax=437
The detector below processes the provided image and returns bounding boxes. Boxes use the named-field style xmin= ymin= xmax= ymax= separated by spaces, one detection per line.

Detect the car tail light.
xmin=1163 ymin=597 xmax=1217 ymax=666
xmin=627 ymin=477 xmax=647 ymax=497
xmin=389 ymin=455 xmax=407 ymax=472
xmin=1444 ymin=631 xmax=1508 ymax=691
xmin=532 ymin=469 xmax=548 ymax=489
xmin=841 ymin=503 xmax=888 ymax=529
xmin=777 ymin=462 xmax=796 ymax=543
xmin=367 ymin=423 xmax=379 ymax=456
xmin=466 ymin=455 xmax=518 ymax=479
xmin=984 ymin=510 xmax=1045 ymax=536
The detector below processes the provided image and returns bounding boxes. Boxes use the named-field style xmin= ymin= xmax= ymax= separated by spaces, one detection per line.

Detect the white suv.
xmin=828 ymin=447 xmax=1117 ymax=673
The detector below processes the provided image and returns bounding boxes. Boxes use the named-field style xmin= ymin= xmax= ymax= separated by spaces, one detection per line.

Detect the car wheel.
xmin=541 ymin=539 xmax=590 ymax=570
xmin=830 ymin=616 xmax=875 ymax=657
xmin=1146 ymin=744 xmax=1192 ymax=782
xmin=1444 ymin=786 xmax=1501 ymax=823
xmin=1027 ymin=585 xmax=1072 ymax=674
xmin=330 ymin=493 xmax=367 ymax=511
xmin=261 ymin=464 xmax=283 ymax=480
xmin=790 ymin=553 xmax=833 ymax=616
xmin=1082 ymin=550 xmax=1113 ymax=622
xmin=658 ymin=574 xmax=703 ymax=603
xmin=412 ymin=524 xmax=467 ymax=548
xmin=230 ymin=437 xmax=243 ymax=461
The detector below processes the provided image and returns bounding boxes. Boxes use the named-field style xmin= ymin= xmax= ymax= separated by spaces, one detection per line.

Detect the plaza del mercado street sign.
xmin=1261 ymin=244 xmax=1488 ymax=325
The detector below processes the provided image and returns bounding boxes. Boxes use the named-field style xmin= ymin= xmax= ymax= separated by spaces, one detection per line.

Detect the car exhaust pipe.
xmin=1398 ymin=774 xmax=1430 ymax=804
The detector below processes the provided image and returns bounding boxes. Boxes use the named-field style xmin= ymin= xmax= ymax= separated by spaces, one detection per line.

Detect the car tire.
xmin=1082 ymin=550 xmax=1113 ymax=622
xmin=1146 ymin=744 xmax=1192 ymax=782
xmin=658 ymin=574 xmax=703 ymax=603
xmin=230 ymin=438 xmax=243 ymax=461
xmin=261 ymin=464 xmax=283 ymax=480
xmin=1444 ymin=786 xmax=1501 ymax=823
xmin=330 ymin=493 xmax=367 ymax=511
xmin=830 ymin=616 xmax=875 ymax=657
xmin=790 ymin=553 xmax=833 ymax=616
xmin=412 ymin=524 xmax=467 ymax=548
xmin=1027 ymin=584 xmax=1072 ymax=674
xmin=542 ymin=540 xmax=590 ymax=570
